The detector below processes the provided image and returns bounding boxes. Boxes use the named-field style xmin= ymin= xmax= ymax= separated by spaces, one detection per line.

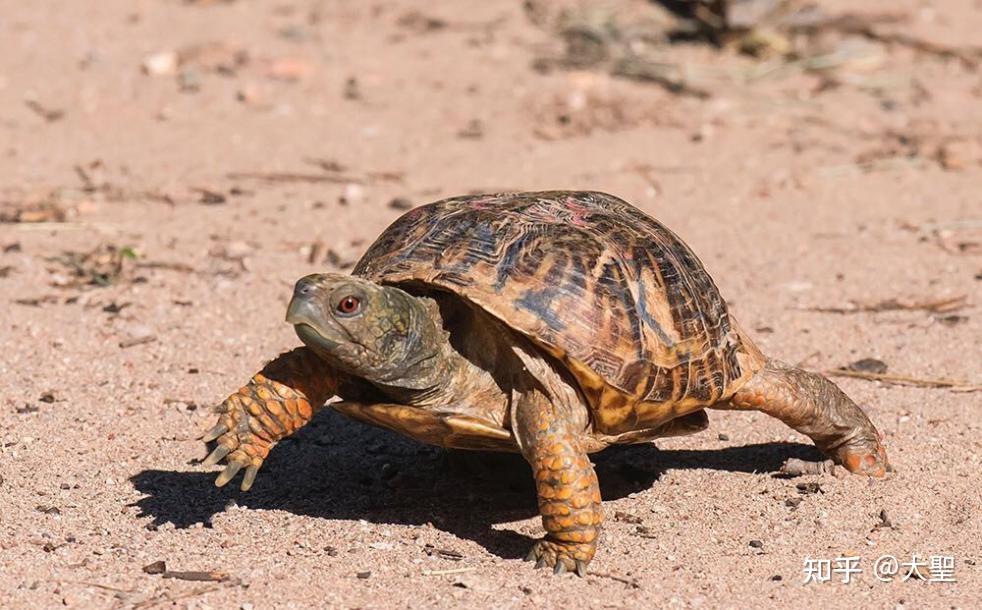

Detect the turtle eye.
xmin=336 ymin=295 xmax=361 ymax=316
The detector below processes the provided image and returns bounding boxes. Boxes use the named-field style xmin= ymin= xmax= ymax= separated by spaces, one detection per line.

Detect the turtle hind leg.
xmin=714 ymin=358 xmax=891 ymax=477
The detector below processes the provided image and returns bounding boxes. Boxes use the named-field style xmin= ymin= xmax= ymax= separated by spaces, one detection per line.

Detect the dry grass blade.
xmin=227 ymin=171 xmax=357 ymax=184
xmin=857 ymin=26 xmax=982 ymax=68
xmin=0 ymin=200 xmax=67 ymax=223
xmin=589 ymin=571 xmax=642 ymax=589
xmin=611 ymin=58 xmax=712 ymax=99
xmin=160 ymin=570 xmax=229 ymax=582
xmin=799 ymin=295 xmax=968 ymax=314
xmin=131 ymin=585 xmax=222 ymax=610
xmin=826 ymin=368 xmax=981 ymax=392
xmin=58 ymin=580 xmax=135 ymax=594
xmin=136 ymin=261 xmax=196 ymax=273
xmin=786 ymin=10 xmax=982 ymax=67
xmin=420 ymin=567 xmax=477 ymax=576
xmin=119 ymin=335 xmax=157 ymax=349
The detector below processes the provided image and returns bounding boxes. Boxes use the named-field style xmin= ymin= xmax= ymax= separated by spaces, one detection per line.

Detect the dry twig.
xmin=421 ymin=567 xmax=477 ymax=576
xmin=161 ymin=570 xmax=229 ymax=582
xmin=799 ymin=295 xmax=968 ymax=315
xmin=131 ymin=585 xmax=222 ymax=610
xmin=826 ymin=369 xmax=981 ymax=392
xmin=589 ymin=571 xmax=642 ymax=589
xmin=227 ymin=171 xmax=356 ymax=184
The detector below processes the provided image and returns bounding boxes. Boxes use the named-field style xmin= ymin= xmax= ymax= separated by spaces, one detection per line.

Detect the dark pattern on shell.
xmin=354 ymin=191 xmax=749 ymax=434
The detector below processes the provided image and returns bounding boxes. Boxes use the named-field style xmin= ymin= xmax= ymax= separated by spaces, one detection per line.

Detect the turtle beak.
xmin=286 ymin=275 xmax=324 ymax=325
xmin=286 ymin=275 xmax=340 ymax=352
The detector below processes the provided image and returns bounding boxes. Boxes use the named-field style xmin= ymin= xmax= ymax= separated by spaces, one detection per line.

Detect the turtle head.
xmin=286 ymin=273 xmax=448 ymax=393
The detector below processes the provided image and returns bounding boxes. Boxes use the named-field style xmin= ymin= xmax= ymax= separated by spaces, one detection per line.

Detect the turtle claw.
xmin=525 ymin=539 xmax=594 ymax=577
xmin=200 ymin=423 xmax=228 ymax=443
xmin=836 ymin=441 xmax=891 ymax=478
xmin=241 ymin=465 xmax=260 ymax=492
xmin=201 ymin=393 xmax=278 ymax=492
xmin=214 ymin=461 xmax=243 ymax=487
xmin=202 ymin=444 xmax=231 ymax=467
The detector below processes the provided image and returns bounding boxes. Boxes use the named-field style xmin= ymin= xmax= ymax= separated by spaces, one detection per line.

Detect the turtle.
xmin=200 ymin=190 xmax=890 ymax=575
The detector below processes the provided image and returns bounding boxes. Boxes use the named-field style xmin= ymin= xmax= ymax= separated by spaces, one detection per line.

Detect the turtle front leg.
xmin=201 ymin=347 xmax=337 ymax=491
xmin=717 ymin=358 xmax=890 ymax=476
xmin=513 ymin=389 xmax=602 ymax=576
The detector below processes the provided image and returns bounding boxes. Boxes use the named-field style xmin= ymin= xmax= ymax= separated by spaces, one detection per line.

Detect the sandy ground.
xmin=1 ymin=1 xmax=981 ymax=608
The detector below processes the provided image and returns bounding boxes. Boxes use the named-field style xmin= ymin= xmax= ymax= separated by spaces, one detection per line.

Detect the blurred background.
xmin=1 ymin=1 xmax=979 ymax=608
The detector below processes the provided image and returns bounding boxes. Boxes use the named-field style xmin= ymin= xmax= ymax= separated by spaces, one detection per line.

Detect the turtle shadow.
xmin=131 ymin=410 xmax=824 ymax=560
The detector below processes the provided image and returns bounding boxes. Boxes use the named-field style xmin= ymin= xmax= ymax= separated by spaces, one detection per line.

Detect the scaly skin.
xmin=719 ymin=358 xmax=891 ymax=476
xmin=201 ymin=347 xmax=337 ymax=490
xmin=514 ymin=390 xmax=603 ymax=576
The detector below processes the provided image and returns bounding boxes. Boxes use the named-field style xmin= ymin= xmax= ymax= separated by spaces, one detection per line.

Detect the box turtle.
xmin=200 ymin=191 xmax=890 ymax=575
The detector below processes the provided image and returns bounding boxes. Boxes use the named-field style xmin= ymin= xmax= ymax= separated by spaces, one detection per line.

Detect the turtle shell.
xmin=353 ymin=191 xmax=760 ymax=435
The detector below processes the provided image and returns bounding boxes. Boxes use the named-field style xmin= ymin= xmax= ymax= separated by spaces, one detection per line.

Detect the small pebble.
xmin=142 ymin=51 xmax=178 ymax=76
xmin=388 ymin=197 xmax=413 ymax=210
xmin=340 ymin=183 xmax=364 ymax=206
xmin=795 ymin=482 xmax=822 ymax=495
xmin=343 ymin=77 xmax=360 ymax=100
xmin=875 ymin=509 xmax=894 ymax=529
xmin=265 ymin=57 xmax=313 ymax=81
xmin=848 ymin=358 xmax=888 ymax=374
xmin=458 ymin=119 xmax=484 ymax=139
